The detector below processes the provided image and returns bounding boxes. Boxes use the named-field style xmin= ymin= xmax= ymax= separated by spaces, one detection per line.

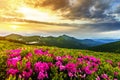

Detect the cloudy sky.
xmin=0 ymin=0 xmax=120 ymax=39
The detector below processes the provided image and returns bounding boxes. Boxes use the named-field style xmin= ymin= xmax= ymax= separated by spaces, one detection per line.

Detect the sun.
xmin=16 ymin=6 xmax=60 ymax=22
xmin=10 ymin=25 xmax=19 ymax=30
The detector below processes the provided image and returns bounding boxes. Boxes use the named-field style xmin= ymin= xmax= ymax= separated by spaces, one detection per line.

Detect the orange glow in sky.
xmin=10 ymin=25 xmax=19 ymax=30
xmin=16 ymin=6 xmax=61 ymax=23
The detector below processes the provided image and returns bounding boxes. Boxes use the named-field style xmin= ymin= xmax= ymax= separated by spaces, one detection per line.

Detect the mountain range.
xmin=0 ymin=34 xmax=118 ymax=50
xmin=5 ymin=34 xmax=88 ymax=49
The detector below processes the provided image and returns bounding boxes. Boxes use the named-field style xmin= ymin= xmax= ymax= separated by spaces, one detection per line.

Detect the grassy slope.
xmin=5 ymin=34 xmax=88 ymax=49
xmin=0 ymin=40 xmax=120 ymax=61
xmin=0 ymin=40 xmax=120 ymax=79
xmin=89 ymin=41 xmax=120 ymax=53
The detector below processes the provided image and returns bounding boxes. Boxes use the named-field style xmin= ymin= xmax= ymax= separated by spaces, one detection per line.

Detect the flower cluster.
xmin=7 ymin=49 xmax=21 ymax=75
xmin=6 ymin=49 xmax=33 ymax=79
xmin=34 ymin=62 xmax=49 ymax=80
xmin=6 ymin=49 xmax=120 ymax=80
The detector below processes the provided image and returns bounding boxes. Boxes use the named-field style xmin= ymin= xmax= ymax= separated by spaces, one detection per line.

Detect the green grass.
xmin=0 ymin=40 xmax=120 ymax=62
xmin=0 ymin=40 xmax=120 ymax=80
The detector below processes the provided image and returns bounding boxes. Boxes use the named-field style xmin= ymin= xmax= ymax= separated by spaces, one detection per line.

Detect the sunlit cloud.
xmin=16 ymin=6 xmax=61 ymax=23
xmin=10 ymin=25 xmax=20 ymax=30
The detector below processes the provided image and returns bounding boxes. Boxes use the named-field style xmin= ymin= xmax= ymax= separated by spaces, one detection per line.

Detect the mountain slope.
xmin=5 ymin=34 xmax=23 ymax=40
xmin=5 ymin=34 xmax=112 ymax=49
xmin=80 ymin=39 xmax=103 ymax=47
xmin=90 ymin=41 xmax=120 ymax=53
xmin=5 ymin=34 xmax=88 ymax=49
xmin=94 ymin=39 xmax=120 ymax=43
xmin=1 ymin=40 xmax=120 ymax=80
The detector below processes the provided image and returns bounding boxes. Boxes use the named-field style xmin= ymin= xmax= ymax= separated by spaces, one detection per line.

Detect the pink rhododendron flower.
xmin=66 ymin=63 xmax=76 ymax=73
xmin=25 ymin=62 xmax=31 ymax=69
xmin=22 ymin=69 xmax=33 ymax=79
xmin=55 ymin=61 xmax=62 ymax=67
xmin=34 ymin=49 xmax=48 ymax=55
xmin=8 ymin=49 xmax=21 ymax=58
xmin=9 ymin=49 xmax=21 ymax=54
xmin=77 ymin=58 xmax=84 ymax=62
xmin=60 ymin=65 xmax=66 ymax=71
xmin=34 ymin=62 xmax=49 ymax=73
xmin=106 ymin=60 xmax=113 ymax=65
xmin=114 ymin=72 xmax=118 ymax=76
xmin=48 ymin=62 xmax=53 ymax=67
xmin=118 ymin=62 xmax=120 ymax=68
xmin=25 ymin=53 xmax=32 ymax=59
xmin=55 ymin=56 xmax=62 ymax=61
xmin=37 ymin=72 xmax=48 ymax=80
xmin=89 ymin=56 xmax=98 ymax=62
xmin=68 ymin=72 xmax=74 ymax=77
xmin=101 ymin=74 xmax=109 ymax=79
xmin=96 ymin=76 xmax=100 ymax=80
xmin=84 ymin=66 xmax=93 ymax=75
xmin=7 ymin=57 xmax=20 ymax=68
xmin=80 ymin=74 xmax=86 ymax=78
xmin=62 ymin=55 xmax=72 ymax=60
xmin=7 ymin=68 xmax=19 ymax=76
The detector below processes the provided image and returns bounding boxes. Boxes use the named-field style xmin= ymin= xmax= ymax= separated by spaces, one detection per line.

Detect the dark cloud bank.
xmin=26 ymin=0 xmax=116 ymax=19
xmin=24 ymin=0 xmax=120 ymax=32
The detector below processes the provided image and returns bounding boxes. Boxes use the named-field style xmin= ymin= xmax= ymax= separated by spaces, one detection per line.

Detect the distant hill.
xmin=5 ymin=34 xmax=117 ymax=49
xmin=5 ymin=34 xmax=88 ymax=49
xmin=93 ymin=39 xmax=120 ymax=43
xmin=90 ymin=41 xmax=120 ymax=53
xmin=5 ymin=34 xmax=23 ymax=40
xmin=80 ymin=39 xmax=103 ymax=47
xmin=1 ymin=34 xmax=120 ymax=52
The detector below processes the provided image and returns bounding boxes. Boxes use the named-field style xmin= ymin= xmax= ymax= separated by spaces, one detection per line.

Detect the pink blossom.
xmin=55 ymin=56 xmax=62 ymax=61
xmin=22 ymin=69 xmax=33 ymax=79
xmin=80 ymin=74 xmax=86 ymax=78
xmin=7 ymin=57 xmax=20 ymax=68
xmin=66 ymin=63 xmax=77 ymax=73
xmin=89 ymin=56 xmax=97 ymax=62
xmin=8 ymin=49 xmax=21 ymax=58
xmin=84 ymin=66 xmax=93 ymax=75
xmin=48 ymin=62 xmax=53 ymax=67
xmin=101 ymin=74 xmax=109 ymax=79
xmin=25 ymin=62 xmax=31 ymax=69
xmin=34 ymin=62 xmax=49 ymax=73
xmin=34 ymin=49 xmax=48 ymax=55
xmin=60 ymin=65 xmax=66 ymax=71
xmin=62 ymin=55 xmax=72 ymax=60
xmin=55 ymin=61 xmax=62 ymax=67
xmin=7 ymin=68 xmax=19 ymax=76
xmin=118 ymin=62 xmax=120 ymax=68
xmin=96 ymin=76 xmax=100 ymax=80
xmin=9 ymin=49 xmax=21 ymax=54
xmin=77 ymin=58 xmax=84 ymax=62
xmin=25 ymin=53 xmax=32 ymax=59
xmin=68 ymin=72 xmax=74 ymax=77
xmin=37 ymin=72 xmax=47 ymax=80
xmin=114 ymin=72 xmax=118 ymax=76
xmin=106 ymin=60 xmax=113 ymax=65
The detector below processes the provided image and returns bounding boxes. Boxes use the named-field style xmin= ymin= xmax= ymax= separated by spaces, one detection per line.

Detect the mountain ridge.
xmin=2 ymin=34 xmax=119 ymax=50
xmin=89 ymin=41 xmax=120 ymax=53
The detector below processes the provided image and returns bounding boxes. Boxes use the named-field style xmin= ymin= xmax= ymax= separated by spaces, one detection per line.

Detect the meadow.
xmin=0 ymin=40 xmax=120 ymax=80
